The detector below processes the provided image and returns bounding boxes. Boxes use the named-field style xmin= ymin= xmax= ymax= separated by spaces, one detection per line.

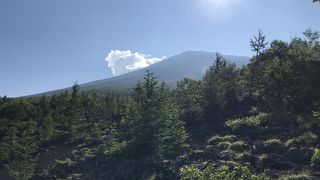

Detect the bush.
xmin=55 ymin=158 xmax=75 ymax=167
xmin=229 ymin=141 xmax=248 ymax=151
xmin=7 ymin=160 xmax=35 ymax=180
xmin=263 ymin=138 xmax=285 ymax=151
xmin=298 ymin=132 xmax=318 ymax=145
xmin=180 ymin=164 xmax=269 ymax=180
xmin=225 ymin=113 xmax=268 ymax=132
xmin=234 ymin=152 xmax=252 ymax=161
xmin=285 ymin=138 xmax=296 ymax=147
xmin=219 ymin=150 xmax=237 ymax=159
xmin=278 ymin=171 xmax=311 ymax=180
xmin=207 ymin=135 xmax=237 ymax=144
xmin=217 ymin=141 xmax=232 ymax=149
xmin=311 ymin=148 xmax=320 ymax=170
xmin=180 ymin=165 xmax=205 ymax=180
xmin=104 ymin=140 xmax=128 ymax=156
xmin=285 ymin=132 xmax=317 ymax=147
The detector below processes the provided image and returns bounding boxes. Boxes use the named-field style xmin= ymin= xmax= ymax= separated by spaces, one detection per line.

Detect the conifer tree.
xmin=126 ymin=71 xmax=187 ymax=159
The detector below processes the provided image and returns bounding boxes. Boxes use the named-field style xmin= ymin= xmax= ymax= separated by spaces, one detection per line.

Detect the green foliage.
xmin=7 ymin=159 xmax=36 ymax=180
xmin=202 ymin=53 xmax=240 ymax=124
xmin=225 ymin=113 xmax=268 ymax=131
xmin=104 ymin=141 xmax=128 ymax=157
xmin=55 ymin=158 xmax=75 ymax=167
xmin=180 ymin=165 xmax=205 ymax=180
xmin=311 ymin=148 xmax=320 ymax=170
xmin=286 ymin=132 xmax=318 ymax=147
xmin=298 ymin=132 xmax=318 ymax=145
xmin=263 ymin=138 xmax=285 ymax=151
xmin=176 ymin=78 xmax=203 ymax=123
xmin=124 ymin=71 xmax=188 ymax=159
xmin=250 ymin=30 xmax=268 ymax=56
xmin=208 ymin=135 xmax=237 ymax=144
xmin=39 ymin=114 xmax=55 ymax=142
xmin=217 ymin=141 xmax=232 ymax=149
xmin=180 ymin=164 xmax=268 ymax=180
xmin=278 ymin=171 xmax=311 ymax=180
xmin=1 ymin=29 xmax=320 ymax=179
xmin=229 ymin=141 xmax=248 ymax=152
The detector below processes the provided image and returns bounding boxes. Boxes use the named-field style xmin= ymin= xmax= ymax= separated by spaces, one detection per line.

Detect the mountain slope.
xmin=29 ymin=51 xmax=250 ymax=96
xmin=81 ymin=51 xmax=249 ymax=90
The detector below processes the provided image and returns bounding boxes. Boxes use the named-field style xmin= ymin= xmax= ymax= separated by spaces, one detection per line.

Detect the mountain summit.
xmin=80 ymin=51 xmax=249 ymax=90
xmin=30 ymin=51 xmax=250 ymax=96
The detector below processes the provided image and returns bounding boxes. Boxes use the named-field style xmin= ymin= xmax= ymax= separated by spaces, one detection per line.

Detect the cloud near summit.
xmin=105 ymin=50 xmax=164 ymax=76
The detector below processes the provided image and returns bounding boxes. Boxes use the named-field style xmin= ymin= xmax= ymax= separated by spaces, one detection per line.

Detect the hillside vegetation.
xmin=1 ymin=29 xmax=320 ymax=180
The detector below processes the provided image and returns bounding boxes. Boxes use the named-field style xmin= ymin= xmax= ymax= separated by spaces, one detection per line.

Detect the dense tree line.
xmin=0 ymin=29 xmax=320 ymax=179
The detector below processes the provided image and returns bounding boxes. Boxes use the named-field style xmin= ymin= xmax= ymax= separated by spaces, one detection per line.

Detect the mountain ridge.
xmin=26 ymin=51 xmax=250 ymax=97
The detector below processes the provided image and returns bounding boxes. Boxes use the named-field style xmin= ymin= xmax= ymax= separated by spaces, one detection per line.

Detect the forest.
xmin=1 ymin=29 xmax=320 ymax=180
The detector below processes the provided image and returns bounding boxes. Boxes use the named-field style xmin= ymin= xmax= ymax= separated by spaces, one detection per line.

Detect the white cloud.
xmin=105 ymin=50 xmax=164 ymax=76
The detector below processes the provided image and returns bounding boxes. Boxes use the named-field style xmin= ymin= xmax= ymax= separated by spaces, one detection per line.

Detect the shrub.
xmin=104 ymin=140 xmax=128 ymax=156
xmin=263 ymin=138 xmax=285 ymax=151
xmin=256 ymin=154 xmax=268 ymax=167
xmin=278 ymin=171 xmax=311 ymax=180
xmin=208 ymin=135 xmax=237 ymax=144
xmin=229 ymin=141 xmax=248 ymax=151
xmin=7 ymin=160 xmax=36 ymax=180
xmin=180 ymin=164 xmax=269 ymax=180
xmin=55 ymin=158 xmax=75 ymax=167
xmin=220 ymin=150 xmax=237 ymax=159
xmin=285 ymin=138 xmax=296 ymax=147
xmin=285 ymin=132 xmax=317 ymax=147
xmin=298 ymin=132 xmax=318 ymax=145
xmin=234 ymin=152 xmax=252 ymax=161
xmin=225 ymin=113 xmax=268 ymax=132
xmin=217 ymin=141 xmax=232 ymax=149
xmin=311 ymin=148 xmax=320 ymax=170
xmin=180 ymin=165 xmax=205 ymax=180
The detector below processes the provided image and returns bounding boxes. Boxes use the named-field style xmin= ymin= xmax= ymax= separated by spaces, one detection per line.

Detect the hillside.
xmin=30 ymin=51 xmax=249 ymax=97
xmin=1 ymin=31 xmax=320 ymax=180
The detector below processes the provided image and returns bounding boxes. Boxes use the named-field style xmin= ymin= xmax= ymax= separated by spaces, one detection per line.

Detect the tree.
xmin=248 ymin=30 xmax=268 ymax=99
xmin=303 ymin=28 xmax=320 ymax=45
xmin=202 ymin=53 xmax=240 ymax=124
xmin=250 ymin=30 xmax=268 ymax=57
xmin=65 ymin=83 xmax=86 ymax=141
xmin=0 ymin=100 xmax=37 ymax=180
xmin=125 ymin=71 xmax=188 ymax=159
xmin=176 ymin=78 xmax=203 ymax=124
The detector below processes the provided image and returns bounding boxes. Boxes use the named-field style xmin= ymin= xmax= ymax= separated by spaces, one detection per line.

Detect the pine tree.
xmin=176 ymin=78 xmax=203 ymax=124
xmin=65 ymin=83 xmax=86 ymax=141
xmin=125 ymin=71 xmax=188 ymax=159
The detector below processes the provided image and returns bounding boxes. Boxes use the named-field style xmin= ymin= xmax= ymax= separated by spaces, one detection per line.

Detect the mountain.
xmin=81 ymin=51 xmax=249 ymax=89
xmin=31 ymin=51 xmax=250 ymax=96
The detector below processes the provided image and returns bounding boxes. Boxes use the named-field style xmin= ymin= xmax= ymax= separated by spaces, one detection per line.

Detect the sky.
xmin=0 ymin=0 xmax=319 ymax=97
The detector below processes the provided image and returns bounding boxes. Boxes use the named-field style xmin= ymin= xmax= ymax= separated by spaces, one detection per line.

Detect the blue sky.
xmin=0 ymin=0 xmax=319 ymax=97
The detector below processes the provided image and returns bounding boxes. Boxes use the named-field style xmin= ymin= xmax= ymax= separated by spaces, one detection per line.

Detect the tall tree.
xmin=125 ymin=71 xmax=188 ymax=159
xmin=176 ymin=78 xmax=203 ymax=124
xmin=202 ymin=53 xmax=239 ymax=123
